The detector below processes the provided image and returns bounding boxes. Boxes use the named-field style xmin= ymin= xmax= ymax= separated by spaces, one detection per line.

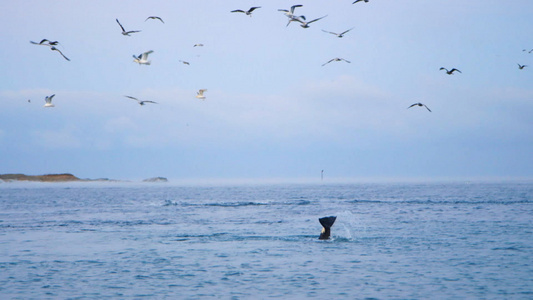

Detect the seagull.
xmin=179 ymin=60 xmax=190 ymax=65
xmin=31 ymin=40 xmax=70 ymax=60
xmin=295 ymin=15 xmax=327 ymax=28
xmin=353 ymin=0 xmax=370 ymax=3
xmin=440 ymin=67 xmax=461 ymax=75
xmin=30 ymin=39 xmax=60 ymax=46
xmin=322 ymin=28 xmax=354 ymax=38
xmin=278 ymin=4 xmax=303 ymax=18
xmin=124 ymin=96 xmax=157 ymax=106
xmin=408 ymin=103 xmax=431 ymax=112
xmin=116 ymin=19 xmax=141 ymax=36
xmin=51 ymin=46 xmax=70 ymax=61
xmin=193 ymin=43 xmax=204 ymax=47
xmin=522 ymin=49 xmax=533 ymax=53
xmin=322 ymin=57 xmax=351 ymax=66
xmin=518 ymin=63 xmax=528 ymax=69
xmin=133 ymin=50 xmax=154 ymax=65
xmin=286 ymin=15 xmax=306 ymax=27
xmin=196 ymin=89 xmax=207 ymax=100
xmin=231 ymin=7 xmax=261 ymax=16
xmin=145 ymin=16 xmax=164 ymax=23
xmin=44 ymin=94 xmax=55 ymax=107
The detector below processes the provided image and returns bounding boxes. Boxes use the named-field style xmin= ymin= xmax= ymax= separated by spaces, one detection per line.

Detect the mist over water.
xmin=1 ymin=182 xmax=532 ymax=298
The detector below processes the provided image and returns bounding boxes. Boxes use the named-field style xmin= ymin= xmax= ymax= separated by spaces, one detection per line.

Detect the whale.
xmin=318 ymin=216 xmax=337 ymax=240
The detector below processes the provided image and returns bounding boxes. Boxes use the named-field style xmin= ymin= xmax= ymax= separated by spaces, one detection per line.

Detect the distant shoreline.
xmin=0 ymin=173 xmax=168 ymax=183
xmin=0 ymin=173 xmax=114 ymax=183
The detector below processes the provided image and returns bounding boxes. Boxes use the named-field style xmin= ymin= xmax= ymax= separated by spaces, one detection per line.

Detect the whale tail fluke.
xmin=318 ymin=216 xmax=337 ymax=240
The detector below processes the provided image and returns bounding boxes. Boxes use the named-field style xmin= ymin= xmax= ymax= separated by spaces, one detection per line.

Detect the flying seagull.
xmin=51 ymin=47 xmax=70 ymax=61
xmin=31 ymin=39 xmax=70 ymax=61
xmin=278 ymin=4 xmax=303 ymax=18
xmin=231 ymin=7 xmax=261 ymax=16
xmin=124 ymin=96 xmax=157 ymax=106
xmin=322 ymin=57 xmax=351 ymax=66
xmin=286 ymin=15 xmax=307 ymax=27
xmin=116 ymin=19 xmax=141 ymax=36
xmin=295 ymin=15 xmax=327 ymax=28
xmin=30 ymin=39 xmax=60 ymax=46
xmin=133 ymin=50 xmax=154 ymax=65
xmin=193 ymin=43 xmax=204 ymax=47
xmin=440 ymin=67 xmax=461 ymax=75
xmin=44 ymin=94 xmax=55 ymax=107
xmin=196 ymin=89 xmax=207 ymax=100
xmin=518 ymin=63 xmax=528 ymax=70
xmin=522 ymin=49 xmax=533 ymax=53
xmin=408 ymin=103 xmax=431 ymax=112
xmin=322 ymin=28 xmax=354 ymax=38
xmin=145 ymin=16 xmax=164 ymax=23
xmin=353 ymin=0 xmax=370 ymax=3
xmin=179 ymin=60 xmax=190 ymax=65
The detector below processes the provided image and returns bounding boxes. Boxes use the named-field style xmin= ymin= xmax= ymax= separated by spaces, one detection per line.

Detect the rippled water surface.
xmin=1 ymin=181 xmax=532 ymax=299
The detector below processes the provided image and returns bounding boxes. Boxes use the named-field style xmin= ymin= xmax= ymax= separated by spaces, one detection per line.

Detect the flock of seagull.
xmin=29 ymin=2 xmax=529 ymax=113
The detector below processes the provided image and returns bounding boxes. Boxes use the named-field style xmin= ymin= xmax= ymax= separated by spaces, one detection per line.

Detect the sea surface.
xmin=0 ymin=181 xmax=532 ymax=299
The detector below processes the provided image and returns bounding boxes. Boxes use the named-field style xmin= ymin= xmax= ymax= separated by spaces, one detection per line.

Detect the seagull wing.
xmin=340 ymin=27 xmax=354 ymax=35
xmin=248 ymin=7 xmax=261 ymax=13
xmin=290 ymin=5 xmax=303 ymax=13
xmin=141 ymin=50 xmax=154 ymax=60
xmin=423 ymin=104 xmax=432 ymax=112
xmin=125 ymin=95 xmax=139 ymax=102
xmin=308 ymin=15 xmax=327 ymax=24
xmin=342 ymin=58 xmax=351 ymax=63
xmin=322 ymin=59 xmax=334 ymax=66
xmin=116 ymin=19 xmax=126 ymax=32
xmin=143 ymin=101 xmax=158 ymax=104
xmin=451 ymin=68 xmax=461 ymax=73
xmin=322 ymin=29 xmax=337 ymax=35
xmin=231 ymin=10 xmax=245 ymax=13
xmin=407 ymin=103 xmax=418 ymax=109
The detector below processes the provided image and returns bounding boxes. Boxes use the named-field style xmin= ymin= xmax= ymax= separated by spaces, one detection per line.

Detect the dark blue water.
xmin=1 ymin=181 xmax=532 ymax=299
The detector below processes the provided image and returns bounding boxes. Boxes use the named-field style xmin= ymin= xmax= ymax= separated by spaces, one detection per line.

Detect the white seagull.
xmin=278 ymin=4 xmax=303 ymax=18
xmin=322 ymin=28 xmax=354 ymax=38
xmin=408 ymin=103 xmax=431 ymax=112
xmin=44 ymin=94 xmax=55 ymax=107
xmin=116 ymin=19 xmax=141 ymax=36
xmin=231 ymin=7 xmax=261 ymax=16
xmin=295 ymin=15 xmax=327 ymax=28
xmin=286 ymin=15 xmax=307 ymax=27
xmin=145 ymin=16 xmax=164 ymax=23
xmin=322 ymin=57 xmax=351 ymax=66
xmin=133 ymin=50 xmax=154 ymax=65
xmin=440 ymin=67 xmax=461 ymax=75
xmin=124 ymin=96 xmax=157 ymax=106
xmin=196 ymin=89 xmax=207 ymax=100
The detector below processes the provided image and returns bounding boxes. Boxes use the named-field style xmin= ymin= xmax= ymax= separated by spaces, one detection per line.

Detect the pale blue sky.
xmin=1 ymin=1 xmax=532 ymax=182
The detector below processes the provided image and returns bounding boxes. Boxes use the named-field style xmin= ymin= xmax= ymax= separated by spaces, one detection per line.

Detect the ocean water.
xmin=0 ymin=181 xmax=532 ymax=299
